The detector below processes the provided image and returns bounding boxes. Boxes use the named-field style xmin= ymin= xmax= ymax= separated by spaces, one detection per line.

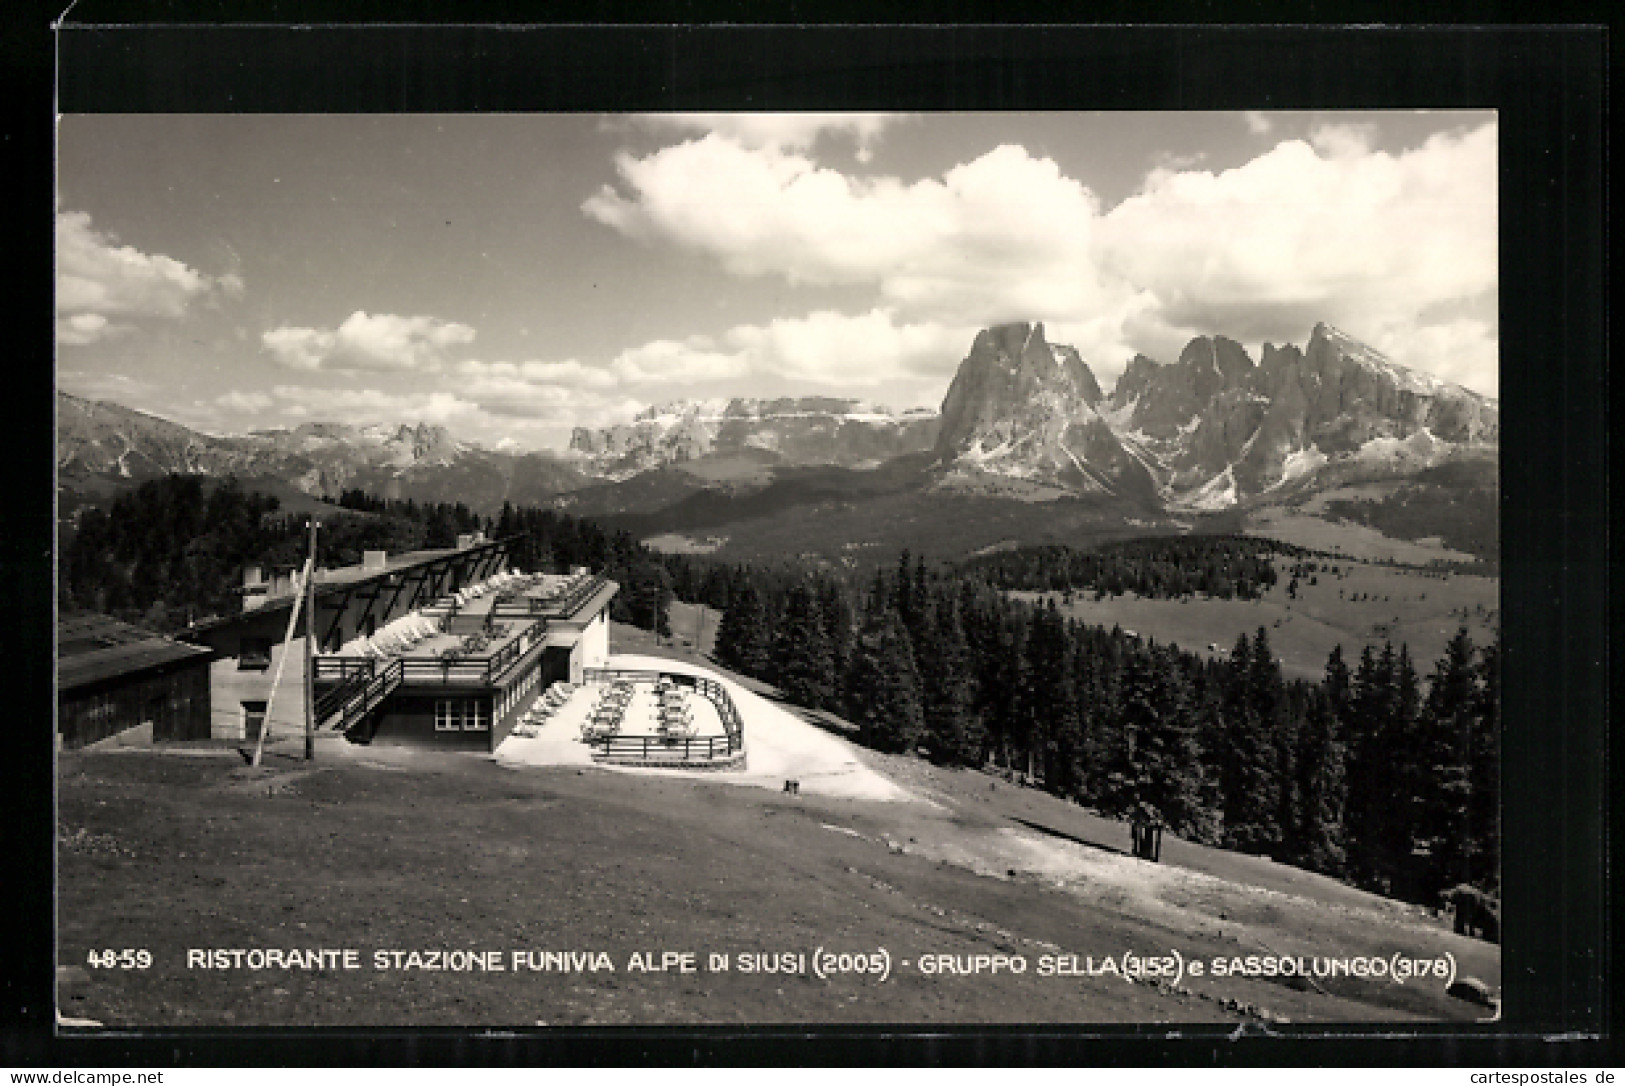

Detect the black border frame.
xmin=8 ymin=14 xmax=1609 ymax=1068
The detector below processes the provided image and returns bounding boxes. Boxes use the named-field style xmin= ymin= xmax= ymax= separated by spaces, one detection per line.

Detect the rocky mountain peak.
xmin=935 ymin=322 xmax=1153 ymax=501
xmin=936 ymin=320 xmax=1496 ymax=511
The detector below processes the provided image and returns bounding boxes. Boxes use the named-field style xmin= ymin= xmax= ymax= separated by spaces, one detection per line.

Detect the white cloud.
xmin=261 ymin=326 xmax=332 ymax=370
xmin=1371 ymin=316 xmax=1499 ymax=398
xmin=263 ymin=381 xmax=641 ymax=449
xmin=56 ymin=210 xmax=241 ymax=345
xmin=1097 ymin=121 xmax=1498 ymax=392
xmin=583 ymin=136 xmax=1115 ymax=327
xmin=453 ymin=358 xmax=619 ymax=391
xmin=262 ymin=311 xmax=476 ymax=372
xmin=269 ymin=385 xmax=484 ymax=426
xmin=584 ymin=118 xmax=1497 ymax=396
xmin=608 ymin=337 xmax=754 ymax=386
xmin=56 ymin=369 xmax=155 ymax=402
xmin=56 ymin=312 xmax=132 ymax=347
xmin=216 ymin=390 xmax=275 ymax=412
xmin=442 ymin=310 xmax=976 ymax=427
xmin=628 ymin=113 xmax=902 ymax=154
xmin=720 ymin=308 xmax=972 ymax=389
xmin=1243 ymin=111 xmax=1274 ymax=135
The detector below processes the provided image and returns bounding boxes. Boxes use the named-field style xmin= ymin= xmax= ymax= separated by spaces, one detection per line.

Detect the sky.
xmin=56 ymin=111 xmax=1498 ymax=451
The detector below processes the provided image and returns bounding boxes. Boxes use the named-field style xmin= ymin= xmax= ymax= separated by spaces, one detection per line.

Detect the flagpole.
xmin=251 ymin=558 xmax=310 ymax=769
xmin=305 ymin=517 xmax=318 ymax=761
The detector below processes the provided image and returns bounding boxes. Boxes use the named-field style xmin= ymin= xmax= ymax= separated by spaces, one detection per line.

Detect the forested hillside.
xmin=58 ymin=476 xmax=1499 ymax=920
xmin=958 ymin=536 xmax=1308 ymax=599
xmin=58 ymin=476 xmax=481 ymax=631
xmin=661 ymin=549 xmax=1499 ymax=912
xmin=58 ymin=475 xmax=675 ymax=638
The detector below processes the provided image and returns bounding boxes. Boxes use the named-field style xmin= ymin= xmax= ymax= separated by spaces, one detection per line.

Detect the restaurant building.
xmin=186 ymin=533 xmax=617 ymax=752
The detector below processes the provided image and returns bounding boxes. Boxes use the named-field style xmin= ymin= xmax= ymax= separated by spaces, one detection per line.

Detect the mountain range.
xmin=933 ymin=321 xmax=1497 ymax=510
xmin=57 ymin=321 xmax=1498 ymax=558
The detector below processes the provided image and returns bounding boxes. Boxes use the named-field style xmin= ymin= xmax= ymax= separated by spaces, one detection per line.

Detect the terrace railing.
xmin=582 ymin=666 xmax=744 ymax=754
xmin=315 ymin=624 xmax=540 ymax=690
xmin=312 ymin=657 xmax=402 ymax=733
xmin=511 ymin=575 xmax=606 ymax=618
xmin=590 ymin=734 xmax=740 ymax=764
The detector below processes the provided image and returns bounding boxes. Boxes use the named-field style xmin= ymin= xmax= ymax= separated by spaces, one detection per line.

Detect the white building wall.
xmin=581 ymin=610 xmax=609 ymax=670
xmin=208 ymin=636 xmax=311 ymax=741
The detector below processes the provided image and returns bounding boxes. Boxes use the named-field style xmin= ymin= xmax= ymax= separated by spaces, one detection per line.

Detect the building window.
xmin=239 ymin=636 xmax=273 ymax=671
xmin=435 ymin=699 xmax=489 ymax=731
xmin=435 ymin=700 xmax=460 ymax=731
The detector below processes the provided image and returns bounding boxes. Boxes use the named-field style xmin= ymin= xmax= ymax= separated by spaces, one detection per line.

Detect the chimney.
xmin=241 ymin=566 xmax=269 ymax=612
xmin=363 ymin=550 xmax=388 ymax=571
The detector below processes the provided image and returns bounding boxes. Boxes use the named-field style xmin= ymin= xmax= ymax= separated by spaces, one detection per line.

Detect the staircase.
xmin=313 ymin=658 xmax=403 ymax=734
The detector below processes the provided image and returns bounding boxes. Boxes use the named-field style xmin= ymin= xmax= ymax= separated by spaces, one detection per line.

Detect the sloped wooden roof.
xmin=57 ymin=612 xmax=215 ymax=692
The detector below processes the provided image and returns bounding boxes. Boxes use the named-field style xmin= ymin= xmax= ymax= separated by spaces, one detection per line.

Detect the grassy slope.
xmin=58 ymin=623 xmax=1499 ymax=1028
xmin=1017 ymin=556 xmax=1498 ymax=681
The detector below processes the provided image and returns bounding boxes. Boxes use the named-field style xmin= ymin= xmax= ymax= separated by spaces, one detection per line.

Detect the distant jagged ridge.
xmin=55 ymin=392 xmax=589 ymax=512
xmin=568 ymin=396 xmax=940 ymax=480
xmin=932 ymin=321 xmax=1497 ymax=510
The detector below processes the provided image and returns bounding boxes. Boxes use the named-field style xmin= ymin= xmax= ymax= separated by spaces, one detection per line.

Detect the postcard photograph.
xmin=54 ymin=108 xmax=1504 ymax=1030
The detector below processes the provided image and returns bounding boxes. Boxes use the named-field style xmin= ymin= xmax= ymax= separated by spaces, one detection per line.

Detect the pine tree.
xmin=1021 ymin=600 xmax=1081 ymax=791
xmin=1419 ymin=628 xmax=1479 ymax=896
xmin=1097 ymin=645 xmax=1216 ymax=846
xmin=772 ymin=581 xmax=836 ymax=710
xmin=714 ymin=579 xmax=771 ymax=678
xmin=1345 ymin=643 xmax=1402 ymax=890
xmin=1470 ymin=635 xmax=1501 ymax=890
xmin=962 ymin=589 xmax=1025 ymax=770
xmin=818 ymin=579 xmax=855 ymax=714
xmin=1214 ymin=628 xmax=1283 ymax=853
xmin=1288 ymin=687 xmax=1347 ymax=875
xmin=846 ymin=608 xmax=924 ymax=753
xmin=917 ymin=591 xmax=982 ymax=767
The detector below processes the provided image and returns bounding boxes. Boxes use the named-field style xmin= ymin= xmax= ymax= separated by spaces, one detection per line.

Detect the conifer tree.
xmin=1420 ymin=628 xmax=1479 ymax=895
xmin=918 ymin=591 xmax=982 ymax=766
xmin=714 ymin=579 xmax=771 ymax=678
xmin=818 ymin=578 xmax=856 ymax=714
xmin=1214 ymin=628 xmax=1283 ymax=853
xmin=772 ymin=581 xmax=836 ymax=709
xmin=1097 ymin=645 xmax=1215 ymax=844
xmin=846 ymin=608 xmax=924 ymax=753
xmin=1021 ymin=600 xmax=1080 ymax=788
xmin=1470 ymin=635 xmax=1501 ymax=890
xmin=1288 ymin=687 xmax=1347 ymax=875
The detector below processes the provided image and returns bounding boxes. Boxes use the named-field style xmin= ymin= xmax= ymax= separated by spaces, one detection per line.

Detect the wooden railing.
xmin=582 ymin=666 xmax=744 ymax=754
xmin=312 ymin=657 xmax=402 ymax=733
xmin=315 ymin=620 xmax=543 ymax=689
xmin=506 ymin=575 xmax=606 ymax=618
xmin=591 ymin=734 xmax=740 ymax=763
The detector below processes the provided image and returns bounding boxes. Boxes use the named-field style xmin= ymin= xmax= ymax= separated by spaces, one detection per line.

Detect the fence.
xmin=499 ymin=575 xmax=607 ymax=619
xmin=581 ymin=666 xmax=745 ymax=759
xmin=590 ymin=734 xmax=740 ymax=764
xmin=315 ymin=630 xmax=539 ymax=689
xmin=312 ymin=657 xmax=402 ymax=733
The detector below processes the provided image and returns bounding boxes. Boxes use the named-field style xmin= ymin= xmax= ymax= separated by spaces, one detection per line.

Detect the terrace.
xmin=317 ymin=571 xmax=607 ymax=675
xmin=309 ymin=569 xmax=613 ymax=732
xmin=501 ymin=666 xmax=745 ymax=768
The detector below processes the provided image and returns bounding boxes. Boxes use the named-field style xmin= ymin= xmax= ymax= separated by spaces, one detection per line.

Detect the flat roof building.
xmin=313 ymin=567 xmax=618 ymax=752
xmin=184 ymin=535 xmax=617 ymax=752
